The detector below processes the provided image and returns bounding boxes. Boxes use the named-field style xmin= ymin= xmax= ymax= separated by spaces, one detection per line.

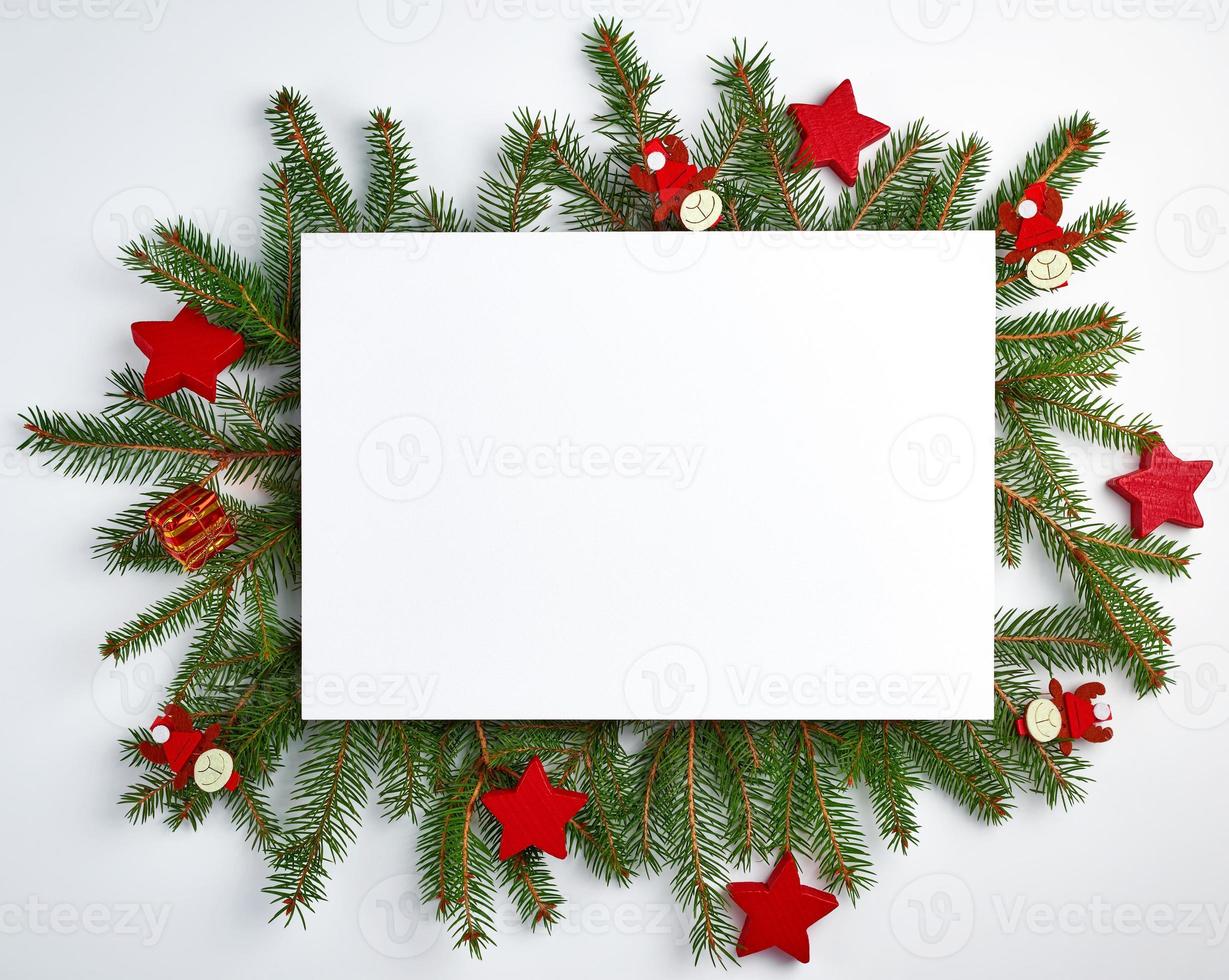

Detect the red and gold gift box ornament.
xmin=147 ymin=485 xmax=237 ymax=571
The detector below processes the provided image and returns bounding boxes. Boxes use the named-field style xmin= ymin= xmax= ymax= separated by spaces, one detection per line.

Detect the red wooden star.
xmin=1107 ymin=442 xmax=1212 ymax=537
xmin=131 ymin=306 xmax=245 ymax=401
xmin=727 ymin=852 xmax=838 ymax=963
xmin=788 ymin=80 xmax=889 ymax=186
xmin=481 ymin=756 xmax=588 ymax=860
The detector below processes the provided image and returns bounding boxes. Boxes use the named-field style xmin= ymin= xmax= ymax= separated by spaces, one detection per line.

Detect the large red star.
xmin=788 ymin=80 xmax=889 ymax=186
xmin=481 ymin=756 xmax=588 ymax=860
xmin=1107 ymin=442 xmax=1212 ymax=537
xmin=727 ymin=852 xmax=838 ymax=963
xmin=131 ymin=306 xmax=245 ymax=401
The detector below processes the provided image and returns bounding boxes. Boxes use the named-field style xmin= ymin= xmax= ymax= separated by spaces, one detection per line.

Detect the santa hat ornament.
xmin=998 ymin=180 xmax=1082 ymax=291
xmin=139 ymin=704 xmax=242 ymax=793
xmin=1065 ymin=691 xmax=1113 ymax=741
xmin=628 ymin=135 xmax=722 ymax=230
xmin=1011 ymin=182 xmax=1065 ymax=253
xmin=149 ymin=714 xmax=202 ymax=774
xmin=1014 ymin=679 xmax=1114 ymax=756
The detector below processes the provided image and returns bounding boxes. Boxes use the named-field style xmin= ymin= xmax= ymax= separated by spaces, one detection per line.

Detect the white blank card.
xmin=301 ymin=231 xmax=994 ymax=719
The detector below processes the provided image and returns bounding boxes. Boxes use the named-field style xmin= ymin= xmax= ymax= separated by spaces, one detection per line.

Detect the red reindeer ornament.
xmin=1016 ymin=679 xmax=1113 ymax=756
xmin=629 ymin=136 xmax=722 ymax=230
xmin=138 ymin=704 xmax=242 ymax=793
xmin=998 ymin=181 xmax=1083 ymax=290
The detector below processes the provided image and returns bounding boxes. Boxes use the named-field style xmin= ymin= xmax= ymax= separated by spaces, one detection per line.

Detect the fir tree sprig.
xmin=584 ymin=18 xmax=679 ymax=172
xmin=267 ymin=720 xmax=380 ymax=925
xmin=709 ymin=41 xmax=825 ymax=230
xmin=474 ymin=109 xmax=552 ymax=232
xmin=913 ymin=134 xmax=990 ymax=230
xmin=828 ymin=119 xmax=943 ymax=230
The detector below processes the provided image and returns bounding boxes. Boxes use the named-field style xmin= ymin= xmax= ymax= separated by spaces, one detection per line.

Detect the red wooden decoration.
xmin=997 ymin=181 xmax=1082 ymax=265
xmin=1107 ymin=442 xmax=1212 ymax=537
xmin=481 ymin=756 xmax=588 ymax=860
xmin=628 ymin=135 xmax=718 ymax=225
xmin=131 ymin=305 xmax=245 ymax=401
xmin=147 ymin=484 xmax=238 ymax=570
xmin=727 ymin=852 xmax=838 ymax=963
xmin=787 ymin=80 xmax=889 ymax=186
xmin=1015 ymin=679 xmax=1113 ymax=757
xmin=136 ymin=703 xmax=242 ymax=793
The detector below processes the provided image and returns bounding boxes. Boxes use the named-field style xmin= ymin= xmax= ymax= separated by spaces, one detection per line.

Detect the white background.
xmin=1 ymin=0 xmax=1228 ymax=976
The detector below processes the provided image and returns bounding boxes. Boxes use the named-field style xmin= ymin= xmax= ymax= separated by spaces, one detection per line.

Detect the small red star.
xmin=727 ymin=853 xmax=838 ymax=963
xmin=131 ymin=306 xmax=245 ymax=401
xmin=481 ymin=756 xmax=588 ymax=860
xmin=1107 ymin=442 xmax=1212 ymax=537
xmin=788 ymin=80 xmax=889 ymax=186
